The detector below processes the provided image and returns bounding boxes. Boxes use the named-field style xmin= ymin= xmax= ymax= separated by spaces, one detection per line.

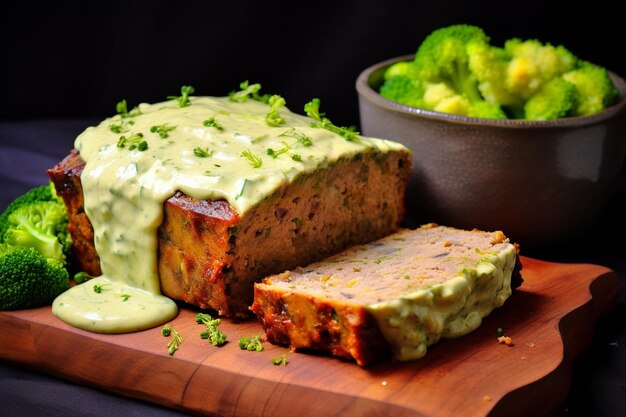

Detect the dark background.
xmin=1 ymin=0 xmax=625 ymax=128
xmin=1 ymin=1 xmax=625 ymax=417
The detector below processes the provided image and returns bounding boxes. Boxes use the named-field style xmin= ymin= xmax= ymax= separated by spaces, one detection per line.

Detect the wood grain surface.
xmin=0 ymin=256 xmax=619 ymax=417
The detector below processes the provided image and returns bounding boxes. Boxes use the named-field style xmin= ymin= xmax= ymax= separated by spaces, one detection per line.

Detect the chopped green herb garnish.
xmin=265 ymin=94 xmax=286 ymax=126
xmin=193 ymin=147 xmax=213 ymax=158
xmin=238 ymin=335 xmax=264 ymax=352
xmin=150 ymin=123 xmax=177 ymax=138
xmin=200 ymin=327 xmax=227 ymax=346
xmin=203 ymin=117 xmax=224 ymax=130
xmin=291 ymin=154 xmax=302 ymax=161
xmin=109 ymin=124 xmax=122 ymax=133
xmin=228 ymin=80 xmax=270 ymax=103
xmin=271 ymin=353 xmax=288 ymax=366
xmin=162 ymin=325 xmax=183 ymax=356
xmin=196 ymin=312 xmax=219 ymax=326
xmin=73 ymin=271 xmax=95 ymax=284
xmin=196 ymin=312 xmax=227 ymax=346
xmin=241 ymin=149 xmax=262 ymax=168
xmin=266 ymin=141 xmax=291 ymax=159
xmin=119 ymin=294 xmax=131 ymax=302
xmin=116 ymin=99 xmax=142 ymax=118
xmin=279 ymin=127 xmax=313 ymax=146
xmin=304 ymin=98 xmax=360 ymax=141
xmin=117 ymin=133 xmax=148 ymax=151
xmin=116 ymin=99 xmax=129 ymax=116
xmin=167 ymin=85 xmax=195 ymax=107
xmin=110 ymin=102 xmax=138 ymax=133
xmin=93 ymin=284 xmax=105 ymax=293
xmin=266 ymin=127 xmax=313 ymax=160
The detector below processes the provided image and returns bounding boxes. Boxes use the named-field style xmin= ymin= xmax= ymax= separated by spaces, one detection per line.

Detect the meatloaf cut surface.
xmin=48 ymin=147 xmax=412 ymax=317
xmin=251 ymin=223 xmax=522 ymax=366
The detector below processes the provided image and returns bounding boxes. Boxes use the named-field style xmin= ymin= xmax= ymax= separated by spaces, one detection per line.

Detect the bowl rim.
xmin=356 ymin=54 xmax=626 ymax=129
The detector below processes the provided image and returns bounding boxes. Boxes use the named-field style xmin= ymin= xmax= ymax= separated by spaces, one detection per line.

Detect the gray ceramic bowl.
xmin=356 ymin=54 xmax=626 ymax=248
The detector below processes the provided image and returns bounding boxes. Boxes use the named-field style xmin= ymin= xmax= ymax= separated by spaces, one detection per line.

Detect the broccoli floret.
xmin=421 ymin=81 xmax=468 ymax=113
xmin=379 ymin=73 xmax=425 ymax=107
xmin=420 ymin=80 xmax=506 ymax=119
xmin=384 ymin=60 xmax=419 ymax=79
xmin=470 ymin=37 xmax=579 ymax=119
xmin=379 ymin=24 xmax=517 ymax=118
xmin=0 ymin=184 xmax=72 ymax=265
xmin=524 ymin=77 xmax=578 ymax=120
xmin=0 ymin=245 xmax=70 ymax=310
xmin=3 ymin=201 xmax=69 ymax=263
xmin=413 ymin=24 xmax=489 ymax=104
xmin=562 ymin=61 xmax=620 ymax=116
xmin=503 ymin=38 xmax=578 ymax=101
xmin=467 ymin=41 xmax=521 ymax=109
xmin=422 ymin=81 xmax=458 ymax=105
xmin=379 ymin=24 xmax=489 ymax=115
xmin=0 ymin=183 xmax=57 ymax=240
xmin=467 ymin=100 xmax=508 ymax=119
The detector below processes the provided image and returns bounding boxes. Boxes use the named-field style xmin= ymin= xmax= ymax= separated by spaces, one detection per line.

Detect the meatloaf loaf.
xmin=251 ymin=223 xmax=522 ymax=366
xmin=48 ymin=94 xmax=412 ymax=318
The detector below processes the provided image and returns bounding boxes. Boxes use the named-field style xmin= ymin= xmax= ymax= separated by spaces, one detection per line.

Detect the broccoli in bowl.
xmin=379 ymin=24 xmax=620 ymax=120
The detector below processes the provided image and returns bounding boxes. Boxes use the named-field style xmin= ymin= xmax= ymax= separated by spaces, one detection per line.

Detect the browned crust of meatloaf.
xmin=157 ymin=192 xmax=241 ymax=315
xmin=47 ymin=149 xmax=102 ymax=276
xmin=48 ymin=148 xmax=412 ymax=317
xmin=251 ymin=278 xmax=391 ymax=366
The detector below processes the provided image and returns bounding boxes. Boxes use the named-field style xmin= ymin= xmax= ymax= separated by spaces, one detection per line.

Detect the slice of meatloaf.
xmin=48 ymin=147 xmax=411 ymax=318
xmin=251 ymin=223 xmax=522 ymax=366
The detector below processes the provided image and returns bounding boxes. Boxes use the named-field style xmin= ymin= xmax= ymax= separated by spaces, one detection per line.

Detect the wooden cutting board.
xmin=0 ymin=256 xmax=619 ymax=417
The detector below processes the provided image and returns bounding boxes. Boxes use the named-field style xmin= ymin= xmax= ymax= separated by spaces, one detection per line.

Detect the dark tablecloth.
xmin=0 ymin=120 xmax=624 ymax=417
